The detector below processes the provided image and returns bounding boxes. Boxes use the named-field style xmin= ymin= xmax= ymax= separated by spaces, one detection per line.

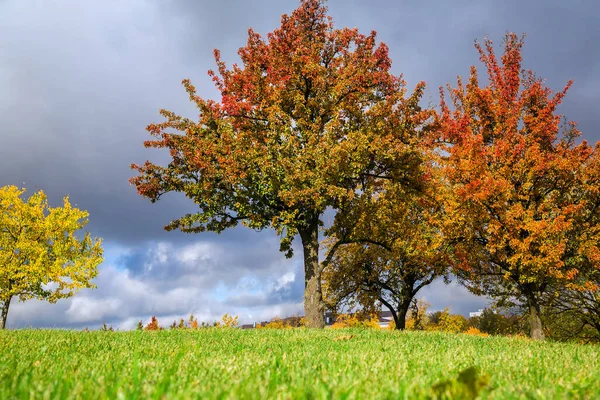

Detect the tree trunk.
xmin=527 ymin=294 xmax=545 ymax=340
xmin=393 ymin=310 xmax=406 ymax=330
xmin=379 ymin=297 xmax=410 ymax=330
xmin=395 ymin=300 xmax=411 ymax=331
xmin=299 ymin=220 xmax=324 ymax=329
xmin=379 ymin=297 xmax=400 ymax=329
xmin=0 ymin=296 xmax=11 ymax=330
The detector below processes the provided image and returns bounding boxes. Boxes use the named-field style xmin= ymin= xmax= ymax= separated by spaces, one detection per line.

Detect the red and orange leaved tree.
xmin=130 ymin=0 xmax=429 ymax=327
xmin=438 ymin=33 xmax=600 ymax=339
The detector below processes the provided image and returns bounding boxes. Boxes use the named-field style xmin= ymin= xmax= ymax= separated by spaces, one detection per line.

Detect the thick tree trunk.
xmin=395 ymin=300 xmax=411 ymax=331
xmin=0 ymin=296 xmax=11 ymax=330
xmin=299 ymin=220 xmax=325 ymax=329
xmin=527 ymin=294 xmax=545 ymax=340
xmin=394 ymin=310 xmax=406 ymax=330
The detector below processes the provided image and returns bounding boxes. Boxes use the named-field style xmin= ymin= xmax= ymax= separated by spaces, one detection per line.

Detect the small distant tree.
xmin=436 ymin=308 xmax=468 ymax=333
xmin=130 ymin=0 xmax=429 ymax=328
xmin=438 ymin=34 xmax=600 ymax=339
xmin=189 ymin=313 xmax=199 ymax=329
xmin=323 ymin=176 xmax=448 ymax=330
xmin=425 ymin=308 xmax=469 ymax=333
xmin=0 ymin=186 xmax=104 ymax=329
xmin=100 ymin=323 xmax=114 ymax=332
xmin=407 ymin=298 xmax=429 ymax=330
xmin=469 ymin=308 xmax=523 ymax=336
xmin=216 ymin=313 xmax=238 ymax=328
xmin=427 ymin=310 xmax=444 ymax=326
xmin=144 ymin=316 xmax=161 ymax=331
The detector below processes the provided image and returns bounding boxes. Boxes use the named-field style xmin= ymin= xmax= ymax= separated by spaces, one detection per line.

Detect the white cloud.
xmin=177 ymin=242 xmax=217 ymax=265
xmin=276 ymin=271 xmax=296 ymax=290
xmin=67 ymin=298 xmax=123 ymax=323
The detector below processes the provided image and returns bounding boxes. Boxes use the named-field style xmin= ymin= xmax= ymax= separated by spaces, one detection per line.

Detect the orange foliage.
xmin=189 ymin=314 xmax=199 ymax=329
xmin=438 ymin=33 xmax=600 ymax=339
xmin=465 ymin=327 xmax=489 ymax=338
xmin=257 ymin=317 xmax=291 ymax=329
xmin=144 ymin=316 xmax=161 ymax=331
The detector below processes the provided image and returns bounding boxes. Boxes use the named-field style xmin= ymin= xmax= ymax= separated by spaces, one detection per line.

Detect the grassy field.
xmin=1 ymin=328 xmax=598 ymax=399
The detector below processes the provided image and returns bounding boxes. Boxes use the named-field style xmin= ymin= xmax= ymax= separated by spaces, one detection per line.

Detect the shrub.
xmin=428 ymin=308 xmax=468 ymax=333
xmin=465 ymin=327 xmax=489 ymax=337
xmin=469 ymin=308 xmax=524 ymax=336
xmin=387 ymin=319 xmax=396 ymax=330
xmin=285 ymin=315 xmax=306 ymax=327
xmin=258 ymin=317 xmax=291 ymax=329
xmin=330 ymin=313 xmax=380 ymax=329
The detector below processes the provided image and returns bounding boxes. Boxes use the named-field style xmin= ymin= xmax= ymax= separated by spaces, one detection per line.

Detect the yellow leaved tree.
xmin=0 ymin=186 xmax=104 ymax=329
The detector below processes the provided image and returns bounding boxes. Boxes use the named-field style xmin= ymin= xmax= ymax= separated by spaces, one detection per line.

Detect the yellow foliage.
xmin=258 ymin=317 xmax=291 ymax=329
xmin=330 ymin=313 xmax=380 ymax=329
xmin=256 ymin=315 xmax=306 ymax=329
xmin=433 ymin=308 xmax=468 ymax=333
xmin=387 ymin=319 xmax=397 ymax=330
xmin=216 ymin=313 xmax=238 ymax=328
xmin=0 ymin=186 xmax=104 ymax=306
xmin=465 ymin=327 xmax=489 ymax=337
xmin=407 ymin=299 xmax=430 ymax=330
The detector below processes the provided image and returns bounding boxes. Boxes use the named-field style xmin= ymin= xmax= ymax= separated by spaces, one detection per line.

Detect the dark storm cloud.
xmin=0 ymin=0 xmax=197 ymax=244
xmin=1 ymin=0 xmax=599 ymax=328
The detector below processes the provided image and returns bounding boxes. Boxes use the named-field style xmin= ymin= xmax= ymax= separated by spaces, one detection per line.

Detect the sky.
xmin=1 ymin=0 xmax=599 ymax=329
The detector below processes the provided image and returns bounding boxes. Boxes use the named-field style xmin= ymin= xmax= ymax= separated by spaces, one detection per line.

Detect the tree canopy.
xmin=323 ymin=160 xmax=447 ymax=330
xmin=0 ymin=186 xmax=104 ymax=329
xmin=130 ymin=0 xmax=430 ymax=327
xmin=438 ymin=33 xmax=600 ymax=339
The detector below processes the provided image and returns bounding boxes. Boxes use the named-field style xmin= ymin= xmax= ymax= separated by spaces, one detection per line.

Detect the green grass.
xmin=1 ymin=328 xmax=598 ymax=399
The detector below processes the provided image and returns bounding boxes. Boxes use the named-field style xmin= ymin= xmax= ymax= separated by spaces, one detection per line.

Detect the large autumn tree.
xmin=0 ymin=186 xmax=104 ymax=329
xmin=130 ymin=0 xmax=429 ymax=327
xmin=438 ymin=33 xmax=600 ymax=339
